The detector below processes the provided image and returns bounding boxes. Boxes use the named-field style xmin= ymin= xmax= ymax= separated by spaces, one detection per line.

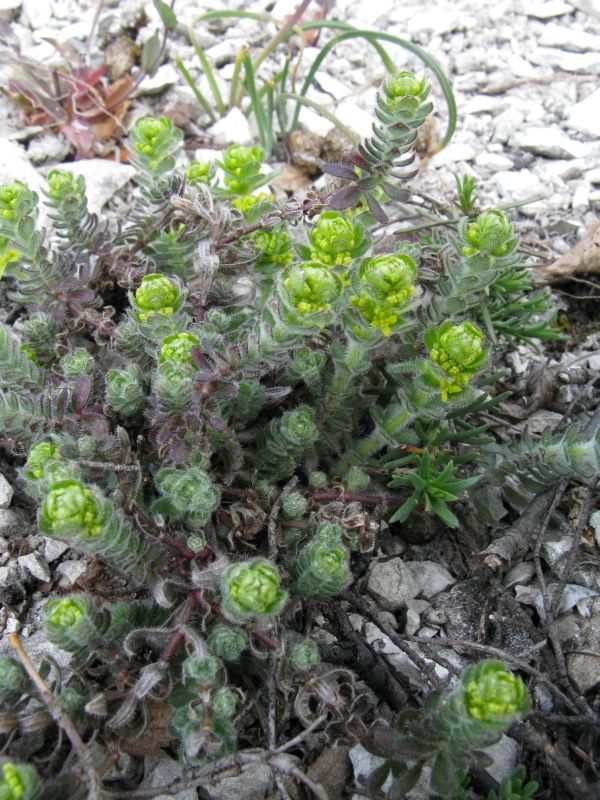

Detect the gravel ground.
xmin=0 ymin=1 xmax=599 ymax=798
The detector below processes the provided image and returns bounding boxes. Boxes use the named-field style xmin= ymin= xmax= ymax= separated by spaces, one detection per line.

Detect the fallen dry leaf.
xmin=537 ymin=221 xmax=600 ymax=281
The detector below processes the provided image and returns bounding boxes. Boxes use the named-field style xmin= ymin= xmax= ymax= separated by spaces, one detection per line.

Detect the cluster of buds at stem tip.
xmin=152 ymin=466 xmax=221 ymax=529
xmin=350 ymin=252 xmax=418 ymax=336
xmin=22 ymin=441 xmax=63 ymax=483
xmin=309 ymin=211 xmax=367 ymax=267
xmin=459 ymin=210 xmax=518 ymax=258
xmin=221 ymin=558 xmax=288 ymax=621
xmin=159 ymin=332 xmax=201 ymax=366
xmin=258 ymin=404 xmax=320 ymax=480
xmin=187 ymin=159 xmax=215 ymax=186
xmin=0 ymin=658 xmax=28 ymax=704
xmin=425 ymin=321 xmax=487 ymax=401
xmin=219 ymin=144 xmax=265 ymax=194
xmin=461 ymin=660 xmax=529 ymax=729
xmin=0 ymin=180 xmax=37 ymax=223
xmin=251 ymin=227 xmax=294 ymax=273
xmin=381 ymin=71 xmax=430 ymax=113
xmin=43 ymin=595 xmax=109 ymax=655
xmin=0 ymin=762 xmax=40 ymax=800
xmin=278 ymin=262 xmax=343 ymax=329
xmin=128 ymin=116 xmax=183 ymax=175
xmin=131 ymin=273 xmax=183 ymax=323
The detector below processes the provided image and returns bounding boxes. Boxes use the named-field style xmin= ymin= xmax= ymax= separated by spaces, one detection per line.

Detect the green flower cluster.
xmin=0 ymin=180 xmax=36 ymax=223
xmin=0 ymin=762 xmax=39 ymax=800
xmin=220 ymin=144 xmax=265 ymax=194
xmin=132 ymin=273 xmax=182 ymax=323
xmin=294 ymin=525 xmax=351 ymax=599
xmin=129 ymin=116 xmax=182 ymax=174
xmin=43 ymin=595 xmax=109 ymax=655
xmin=23 ymin=441 xmax=62 ymax=482
xmin=159 ymin=332 xmax=201 ymax=366
xmin=350 ymin=253 xmax=417 ymax=335
xmin=46 ymin=169 xmax=85 ymax=203
xmin=221 ymin=558 xmax=287 ymax=620
xmin=252 ymin=228 xmax=294 ymax=272
xmin=460 ymin=210 xmax=517 ymax=258
xmin=309 ymin=211 xmax=366 ymax=266
xmin=425 ymin=321 xmax=486 ymax=401
xmin=187 ymin=160 xmax=215 ymax=185
xmin=258 ymin=404 xmax=320 ymax=479
xmin=282 ymin=262 xmax=342 ymax=319
xmin=40 ymin=480 xmax=101 ymax=539
xmin=463 ymin=660 xmax=529 ymax=726
xmin=382 ymin=71 xmax=430 ymax=112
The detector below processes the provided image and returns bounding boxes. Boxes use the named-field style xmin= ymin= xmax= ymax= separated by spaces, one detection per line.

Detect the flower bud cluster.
xmin=350 ymin=253 xmax=417 ymax=335
xmin=129 ymin=116 xmax=183 ymax=175
xmin=309 ymin=211 xmax=366 ymax=267
xmin=294 ymin=524 xmax=351 ymax=599
xmin=221 ymin=558 xmax=287 ymax=621
xmin=258 ymin=404 xmax=319 ymax=479
xmin=0 ymin=762 xmax=40 ymax=800
xmin=425 ymin=321 xmax=486 ymax=401
xmin=152 ymin=466 xmax=220 ymax=529
xmin=460 ymin=210 xmax=517 ymax=258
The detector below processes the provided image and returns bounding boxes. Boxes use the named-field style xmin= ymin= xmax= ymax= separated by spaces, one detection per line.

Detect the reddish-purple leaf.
xmin=57 ymin=388 xmax=69 ymax=419
xmin=328 ymin=185 xmax=361 ymax=210
xmin=319 ymin=161 xmax=357 ymax=179
xmin=68 ymin=288 xmax=96 ymax=303
xmin=365 ymin=191 xmax=389 ymax=223
xmin=73 ymin=375 xmax=92 ymax=413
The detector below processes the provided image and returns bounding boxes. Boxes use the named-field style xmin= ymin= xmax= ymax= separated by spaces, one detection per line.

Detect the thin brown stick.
xmin=8 ymin=634 xmax=103 ymax=800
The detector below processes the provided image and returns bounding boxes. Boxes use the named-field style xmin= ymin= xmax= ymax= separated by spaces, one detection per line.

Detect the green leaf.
xmin=141 ymin=31 xmax=161 ymax=76
xmin=153 ymin=0 xmax=178 ymax=30
xmin=428 ymin=496 xmax=460 ymax=528
xmin=389 ymin=494 xmax=419 ymax=524
xmin=430 ymin=751 xmax=459 ymax=796
xmin=389 ymin=763 xmax=423 ymax=798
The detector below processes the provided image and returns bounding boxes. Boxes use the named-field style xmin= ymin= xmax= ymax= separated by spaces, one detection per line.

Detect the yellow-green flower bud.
xmin=43 ymin=595 xmax=109 ymax=655
xmin=282 ymin=262 xmax=342 ymax=316
xmin=159 ymin=332 xmax=201 ymax=365
xmin=222 ymin=144 xmax=264 ymax=174
xmin=425 ymin=321 xmax=486 ymax=401
xmin=0 ymin=762 xmax=39 ymax=800
xmin=46 ymin=169 xmax=84 ymax=202
xmin=309 ymin=211 xmax=365 ymax=266
xmin=187 ymin=160 xmax=213 ymax=185
xmin=0 ymin=181 xmax=36 ymax=222
xmin=350 ymin=253 xmax=417 ymax=335
xmin=132 ymin=274 xmax=181 ymax=322
xmin=460 ymin=210 xmax=516 ymax=258
xmin=0 ymin=239 xmax=19 ymax=278
xmin=382 ymin=71 xmax=430 ymax=113
xmin=23 ymin=441 xmax=61 ymax=481
xmin=39 ymin=480 xmax=102 ymax=539
xmin=231 ymin=192 xmax=273 ymax=212
xmin=252 ymin=229 xmax=294 ymax=270
xmin=129 ymin=116 xmax=182 ymax=174
xmin=462 ymin=661 xmax=529 ymax=726
xmin=222 ymin=558 xmax=287 ymax=620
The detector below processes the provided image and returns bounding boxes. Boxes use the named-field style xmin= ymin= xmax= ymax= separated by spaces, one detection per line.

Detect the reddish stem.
xmin=161 ymin=590 xmax=202 ymax=663
xmin=311 ymin=491 xmax=401 ymax=506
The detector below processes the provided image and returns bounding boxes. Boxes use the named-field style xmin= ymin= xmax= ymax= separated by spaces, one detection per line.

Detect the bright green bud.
xmin=288 ymin=641 xmax=320 ymax=673
xmin=461 ymin=210 xmax=516 ymax=257
xmin=43 ymin=595 xmax=108 ymax=655
xmin=0 ymin=180 xmax=36 ymax=222
xmin=252 ymin=229 xmax=294 ymax=270
xmin=345 ymin=466 xmax=370 ymax=493
xmin=207 ymin=624 xmax=248 ymax=662
xmin=309 ymin=211 xmax=365 ymax=266
xmin=282 ymin=492 xmax=308 ymax=520
xmin=425 ymin=321 xmax=486 ymax=401
xmin=350 ymin=253 xmax=417 ymax=336
xmin=106 ymin=364 xmax=146 ymax=418
xmin=231 ymin=192 xmax=273 ymax=211
xmin=129 ymin=116 xmax=182 ymax=173
xmin=212 ymin=687 xmax=238 ymax=719
xmin=187 ymin=160 xmax=214 ymax=185
xmin=222 ymin=558 xmax=287 ymax=620
xmin=222 ymin=144 xmax=264 ymax=175
xmin=153 ymin=466 xmax=220 ymax=529
xmin=0 ymin=763 xmax=39 ymax=800
xmin=46 ymin=169 xmax=84 ymax=201
xmin=294 ymin=537 xmax=351 ymax=599
xmin=0 ymin=658 xmax=28 ymax=704
xmin=159 ymin=332 xmax=200 ymax=365
xmin=61 ymin=348 xmax=94 ymax=380
xmin=182 ymin=655 xmax=222 ymax=689
xmin=283 ymin=262 xmax=342 ymax=316
xmin=0 ymin=240 xmax=19 ymax=277
xmin=132 ymin=273 xmax=181 ymax=322
xmin=462 ymin=661 xmax=529 ymax=727
xmin=382 ymin=71 xmax=430 ymax=112
xmin=40 ymin=480 xmax=101 ymax=539
xmin=24 ymin=441 xmax=61 ymax=481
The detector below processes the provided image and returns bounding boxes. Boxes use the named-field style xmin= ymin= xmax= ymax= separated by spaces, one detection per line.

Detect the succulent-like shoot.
xmin=257 ymin=404 xmax=319 ymax=480
xmin=43 ymin=595 xmax=109 ymax=655
xmin=425 ymin=321 xmax=486 ymax=401
xmin=345 ymin=465 xmax=371 ymax=493
xmin=308 ymin=471 xmax=328 ymax=490
xmin=106 ymin=364 xmax=146 ymax=418
xmin=252 ymin=228 xmax=294 ymax=273
xmin=460 ymin=210 xmax=518 ymax=259
xmin=381 ymin=660 xmax=529 ymax=798
xmin=221 ymin=558 xmax=288 ymax=621
xmin=61 ymin=348 xmax=95 ymax=381
xmin=45 ymin=170 xmax=90 ymax=241
xmin=279 ymin=262 xmax=343 ymax=326
xmin=288 ymin=641 xmax=320 ymax=673
xmin=39 ymin=480 xmax=155 ymax=578
xmin=187 ymin=160 xmax=215 ymax=186
xmin=350 ymin=253 xmax=417 ymax=335
xmin=282 ymin=492 xmax=308 ymax=520
xmin=488 ymin=765 xmax=538 ymax=800
xmin=294 ymin=528 xmax=351 ymax=599
xmin=0 ymin=658 xmax=28 ymax=704
xmin=22 ymin=441 xmax=61 ymax=482
xmin=128 ymin=116 xmax=183 ymax=176
xmin=154 ymin=361 xmax=195 ymax=412
xmin=159 ymin=332 xmax=201 ymax=366
xmin=0 ymin=181 xmax=37 ymax=225
xmin=131 ymin=273 xmax=183 ymax=323
xmin=59 ymin=686 xmax=87 ymax=729
xmin=152 ymin=466 xmax=220 ymax=529
xmin=309 ymin=211 xmax=367 ymax=266
xmin=212 ymin=687 xmax=238 ymax=719
xmin=219 ymin=144 xmax=265 ymax=194
xmin=285 ymin=346 xmax=327 ymax=393
xmin=0 ymin=237 xmax=19 ymax=277
xmin=207 ymin=624 xmax=248 ymax=662
xmin=182 ymin=655 xmax=223 ymax=689
xmin=20 ymin=312 xmax=57 ymax=364
xmin=0 ymin=762 xmax=40 ymax=800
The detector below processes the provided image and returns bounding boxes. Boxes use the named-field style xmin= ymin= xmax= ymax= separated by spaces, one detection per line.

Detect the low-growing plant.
xmin=0 ymin=65 xmax=584 ymax=796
